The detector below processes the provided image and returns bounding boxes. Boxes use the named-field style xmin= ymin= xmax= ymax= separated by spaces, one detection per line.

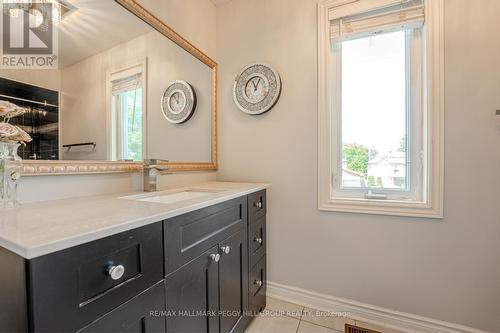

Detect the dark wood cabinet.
xmin=0 ymin=190 xmax=267 ymax=333
xmin=164 ymin=197 xmax=249 ymax=333
xmin=165 ymin=227 xmax=249 ymax=333
xmin=165 ymin=245 xmax=220 ymax=333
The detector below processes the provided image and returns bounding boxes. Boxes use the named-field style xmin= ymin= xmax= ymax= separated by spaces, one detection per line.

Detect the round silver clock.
xmin=233 ymin=63 xmax=281 ymax=115
xmin=161 ymin=80 xmax=197 ymax=124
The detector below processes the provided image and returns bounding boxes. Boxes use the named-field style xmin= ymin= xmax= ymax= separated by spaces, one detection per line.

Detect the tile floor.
xmin=245 ymin=297 xmax=404 ymax=333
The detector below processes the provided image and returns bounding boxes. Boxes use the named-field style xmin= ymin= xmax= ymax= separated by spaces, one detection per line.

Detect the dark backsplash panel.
xmin=0 ymin=77 xmax=59 ymax=160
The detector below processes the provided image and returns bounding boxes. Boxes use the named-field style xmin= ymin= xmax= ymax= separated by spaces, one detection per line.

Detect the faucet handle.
xmin=143 ymin=158 xmax=172 ymax=193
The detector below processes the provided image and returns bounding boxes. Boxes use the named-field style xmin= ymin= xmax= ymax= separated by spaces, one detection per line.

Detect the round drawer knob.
xmin=254 ymin=280 xmax=263 ymax=287
xmin=221 ymin=246 xmax=231 ymax=254
xmin=107 ymin=265 xmax=125 ymax=280
xmin=210 ymin=253 xmax=220 ymax=262
xmin=254 ymin=237 xmax=263 ymax=244
xmin=254 ymin=202 xmax=263 ymax=208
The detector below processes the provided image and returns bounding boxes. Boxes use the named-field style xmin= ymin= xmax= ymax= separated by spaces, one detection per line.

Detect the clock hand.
xmin=256 ymin=78 xmax=262 ymax=91
xmin=173 ymin=93 xmax=180 ymax=104
xmin=252 ymin=78 xmax=261 ymax=91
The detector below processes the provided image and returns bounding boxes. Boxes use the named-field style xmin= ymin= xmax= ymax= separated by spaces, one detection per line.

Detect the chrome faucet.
xmin=143 ymin=159 xmax=171 ymax=192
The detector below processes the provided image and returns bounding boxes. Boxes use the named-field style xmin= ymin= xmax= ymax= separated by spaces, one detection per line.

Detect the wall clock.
xmin=161 ymin=80 xmax=197 ymax=124
xmin=233 ymin=63 xmax=281 ymax=115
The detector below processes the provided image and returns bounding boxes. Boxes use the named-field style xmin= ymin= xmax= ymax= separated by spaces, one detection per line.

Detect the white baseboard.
xmin=267 ymin=281 xmax=490 ymax=333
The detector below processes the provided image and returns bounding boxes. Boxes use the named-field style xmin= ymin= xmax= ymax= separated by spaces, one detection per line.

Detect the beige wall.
xmin=19 ymin=173 xmax=142 ymax=203
xmin=60 ymin=46 xmax=110 ymax=160
xmin=137 ymin=0 xmax=217 ymax=59
xmin=17 ymin=0 xmax=217 ymax=202
xmin=216 ymin=0 xmax=500 ymax=331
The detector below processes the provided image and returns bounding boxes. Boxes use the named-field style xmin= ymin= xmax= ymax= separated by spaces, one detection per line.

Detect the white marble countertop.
xmin=0 ymin=182 xmax=270 ymax=259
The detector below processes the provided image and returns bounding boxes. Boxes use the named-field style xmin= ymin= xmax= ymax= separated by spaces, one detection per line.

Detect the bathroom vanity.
xmin=0 ymin=183 xmax=268 ymax=333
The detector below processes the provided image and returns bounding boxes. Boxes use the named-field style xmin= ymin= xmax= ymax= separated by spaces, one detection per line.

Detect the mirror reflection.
xmin=0 ymin=0 xmax=213 ymax=163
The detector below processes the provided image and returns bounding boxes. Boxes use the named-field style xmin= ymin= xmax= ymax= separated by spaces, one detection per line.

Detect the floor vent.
xmin=345 ymin=323 xmax=382 ymax=333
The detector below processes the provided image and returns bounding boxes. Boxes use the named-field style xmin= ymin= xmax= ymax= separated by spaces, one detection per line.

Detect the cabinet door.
xmin=77 ymin=281 xmax=166 ymax=333
xmin=218 ymin=228 xmax=249 ymax=333
xmin=165 ymin=245 xmax=219 ymax=333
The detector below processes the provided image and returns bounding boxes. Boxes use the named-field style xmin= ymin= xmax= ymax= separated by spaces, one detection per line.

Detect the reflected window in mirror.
xmin=109 ymin=64 xmax=147 ymax=162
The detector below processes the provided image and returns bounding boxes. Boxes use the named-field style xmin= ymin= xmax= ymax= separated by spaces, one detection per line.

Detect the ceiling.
xmin=56 ymin=0 xmax=231 ymax=68
xmin=58 ymin=0 xmax=152 ymax=68
xmin=210 ymin=0 xmax=233 ymax=6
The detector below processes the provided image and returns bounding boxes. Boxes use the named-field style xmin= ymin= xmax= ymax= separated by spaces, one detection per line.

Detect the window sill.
xmin=318 ymin=197 xmax=443 ymax=219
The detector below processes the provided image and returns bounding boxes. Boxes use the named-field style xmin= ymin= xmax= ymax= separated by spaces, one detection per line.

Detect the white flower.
xmin=0 ymin=122 xmax=19 ymax=138
xmin=4 ymin=108 xmax=28 ymax=119
xmin=0 ymin=100 xmax=28 ymax=119
xmin=11 ymin=126 xmax=32 ymax=143
xmin=0 ymin=122 xmax=32 ymax=143
xmin=0 ymin=101 xmax=18 ymax=116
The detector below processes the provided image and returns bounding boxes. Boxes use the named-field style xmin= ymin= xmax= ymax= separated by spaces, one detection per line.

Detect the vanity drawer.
xmin=28 ymin=222 xmax=163 ymax=332
xmin=248 ymin=256 xmax=266 ymax=314
xmin=164 ymin=196 xmax=247 ymax=275
xmin=248 ymin=190 xmax=266 ymax=223
xmin=248 ymin=215 xmax=266 ymax=269
xmin=77 ymin=281 xmax=166 ymax=333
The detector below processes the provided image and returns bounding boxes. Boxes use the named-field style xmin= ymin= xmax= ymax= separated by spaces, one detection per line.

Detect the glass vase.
xmin=0 ymin=142 xmax=23 ymax=208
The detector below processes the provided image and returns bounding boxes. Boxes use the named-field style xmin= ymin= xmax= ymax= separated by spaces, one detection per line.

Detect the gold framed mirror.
xmin=5 ymin=0 xmax=217 ymax=176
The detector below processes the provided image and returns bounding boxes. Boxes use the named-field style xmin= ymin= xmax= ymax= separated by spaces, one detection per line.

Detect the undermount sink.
xmin=120 ymin=189 xmax=224 ymax=204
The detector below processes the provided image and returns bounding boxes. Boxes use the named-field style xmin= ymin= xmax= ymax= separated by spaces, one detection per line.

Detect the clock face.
xmin=233 ymin=63 xmax=281 ymax=115
xmin=243 ymin=75 xmax=269 ymax=104
xmin=167 ymin=90 xmax=187 ymax=114
xmin=161 ymin=81 xmax=196 ymax=124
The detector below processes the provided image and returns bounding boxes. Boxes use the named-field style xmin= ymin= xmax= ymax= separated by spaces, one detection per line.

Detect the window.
xmin=112 ymin=75 xmax=143 ymax=161
xmin=336 ymin=25 xmax=423 ymax=201
xmin=107 ymin=62 xmax=147 ymax=162
xmin=318 ymin=0 xmax=444 ymax=218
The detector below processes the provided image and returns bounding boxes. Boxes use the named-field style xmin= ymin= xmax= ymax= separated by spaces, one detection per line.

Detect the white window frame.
xmin=318 ymin=0 xmax=444 ymax=218
xmin=106 ymin=58 xmax=148 ymax=161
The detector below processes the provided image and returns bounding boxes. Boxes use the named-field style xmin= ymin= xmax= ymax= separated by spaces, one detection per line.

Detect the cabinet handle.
xmin=254 ymin=201 xmax=263 ymax=208
xmin=254 ymin=237 xmax=263 ymax=244
xmin=221 ymin=246 xmax=231 ymax=254
xmin=107 ymin=265 xmax=125 ymax=280
xmin=254 ymin=280 xmax=263 ymax=287
xmin=210 ymin=253 xmax=220 ymax=262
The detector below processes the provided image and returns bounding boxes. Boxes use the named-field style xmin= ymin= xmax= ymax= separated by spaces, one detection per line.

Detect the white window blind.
xmin=111 ymin=74 xmax=142 ymax=94
xmin=330 ymin=0 xmax=424 ymax=41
